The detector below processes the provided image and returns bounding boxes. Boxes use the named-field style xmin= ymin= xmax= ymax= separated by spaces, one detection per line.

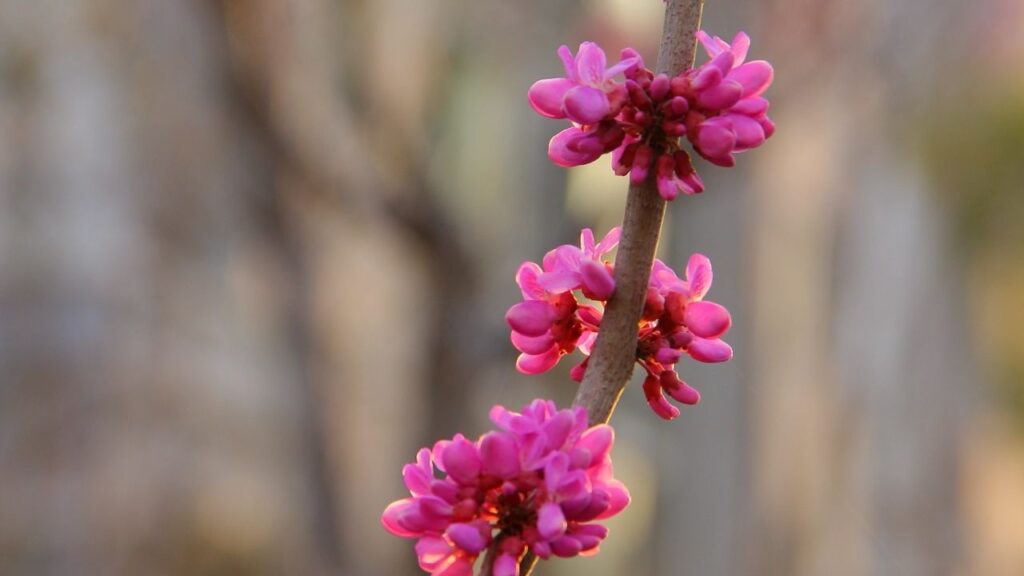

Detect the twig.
xmin=571 ymin=0 xmax=705 ymax=427
xmin=503 ymin=2 xmax=706 ymax=576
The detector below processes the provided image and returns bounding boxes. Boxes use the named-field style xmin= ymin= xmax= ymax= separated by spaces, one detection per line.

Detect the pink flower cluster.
xmin=506 ymin=229 xmax=733 ymax=420
xmin=381 ymin=400 xmax=630 ymax=576
xmin=637 ymin=254 xmax=733 ymax=419
xmin=528 ymin=31 xmax=774 ymax=200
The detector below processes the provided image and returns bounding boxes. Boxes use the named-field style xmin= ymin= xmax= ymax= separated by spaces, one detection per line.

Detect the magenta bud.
xmin=480 ymin=432 xmax=520 ymax=479
xmin=494 ymin=553 xmax=518 ymax=576
xmin=538 ymin=502 xmax=568 ymax=540
xmin=516 ymin=348 xmax=561 ymax=374
xmin=511 ymin=330 xmax=556 ymax=355
xmin=506 ymin=300 xmax=555 ymax=337
xmin=683 ymin=300 xmax=732 ymax=338
xmin=655 ymin=347 xmax=683 ymax=365
xmin=441 ymin=435 xmax=481 ymax=485
xmin=695 ymin=119 xmax=737 ymax=159
xmin=527 ymin=77 xmax=573 ymax=119
xmin=580 ymin=259 xmax=615 ymax=300
xmin=551 ymin=535 xmax=584 ymax=558
xmin=687 ymin=337 xmax=733 ymax=363
xmin=650 ymin=74 xmax=670 ymax=101
xmin=697 ymin=79 xmax=743 ymax=110
xmin=666 ymin=379 xmax=701 ymax=405
xmin=730 ymin=60 xmax=774 ymax=98
xmin=576 ymin=424 xmax=613 ymax=466
xmin=643 ymin=373 xmax=680 ymax=420
xmin=563 ymin=85 xmax=612 ymax=124
xmin=446 ymin=522 xmax=489 ymax=554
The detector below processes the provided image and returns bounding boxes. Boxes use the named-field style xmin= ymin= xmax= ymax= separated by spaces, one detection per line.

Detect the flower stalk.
xmin=571 ymin=0 xmax=705 ymax=427
xmin=515 ymin=2 xmax=707 ymax=575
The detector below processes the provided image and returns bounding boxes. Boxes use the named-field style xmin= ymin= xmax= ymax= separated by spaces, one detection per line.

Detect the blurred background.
xmin=1 ymin=0 xmax=1022 ymax=575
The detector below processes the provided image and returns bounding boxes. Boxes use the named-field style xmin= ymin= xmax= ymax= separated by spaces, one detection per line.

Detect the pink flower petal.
xmin=550 ymin=535 xmax=583 ymax=558
xmin=593 ymin=227 xmax=622 ymax=256
xmin=516 ymin=348 xmax=561 ymax=374
xmin=527 ymin=78 xmax=573 ymax=119
xmin=605 ymin=51 xmax=643 ymax=78
xmin=537 ymin=270 xmax=581 ymax=293
xmin=436 ymin=558 xmax=474 ymax=576
xmin=730 ymin=31 xmax=751 ymax=64
xmin=381 ymin=498 xmax=420 ymax=537
xmin=663 ymin=372 xmax=701 ymax=405
xmin=579 ymin=259 xmax=615 ymax=300
xmin=596 ymin=479 xmax=631 ymax=519
xmin=548 ymin=127 xmax=602 ymax=167
xmin=480 ymin=431 xmax=521 ymax=479
xmin=515 ymin=261 xmax=546 ymax=300
xmin=493 ymin=553 xmax=519 ymax=576
xmin=505 ymin=300 xmax=555 ymax=337
xmin=683 ymin=300 xmax=732 ymax=338
xmin=538 ymin=502 xmax=568 ymax=540
xmin=687 ymin=337 xmax=733 ymax=363
xmin=415 ymin=536 xmax=454 ymax=571
xmin=685 ymin=253 xmax=713 ymax=300
xmin=731 ymin=96 xmax=769 ymax=116
xmin=643 ymin=374 xmax=680 ymax=420
xmin=446 ymin=522 xmax=489 ymax=554
xmin=563 ymin=85 xmax=611 ymax=124
xmin=726 ymin=113 xmax=766 ymax=151
xmin=574 ymin=41 xmax=608 ymax=85
xmin=697 ymin=79 xmax=743 ymax=110
xmin=576 ymin=424 xmax=614 ymax=466
xmin=690 ymin=64 xmax=723 ymax=91
xmin=556 ymin=45 xmax=577 ymax=80
xmin=696 ymin=30 xmax=728 ymax=58
xmin=542 ymin=410 xmax=577 ymax=450
xmin=440 ymin=435 xmax=481 ymax=485
xmin=511 ymin=331 xmax=556 ymax=355
xmin=695 ymin=119 xmax=737 ymax=158
xmin=580 ymin=228 xmax=597 ymax=254
xmin=729 ymin=60 xmax=773 ymax=98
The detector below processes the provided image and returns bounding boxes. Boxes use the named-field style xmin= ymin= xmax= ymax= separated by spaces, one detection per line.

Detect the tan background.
xmin=1 ymin=1 xmax=1022 ymax=575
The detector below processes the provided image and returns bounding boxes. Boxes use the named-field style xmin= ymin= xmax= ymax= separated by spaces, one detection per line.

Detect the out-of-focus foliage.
xmin=924 ymin=90 xmax=1024 ymax=430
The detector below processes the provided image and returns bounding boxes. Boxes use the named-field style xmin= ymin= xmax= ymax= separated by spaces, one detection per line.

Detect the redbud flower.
xmin=381 ymin=399 xmax=631 ymax=575
xmin=507 ymin=231 xmax=734 ymax=420
xmin=683 ymin=31 xmax=775 ymax=166
xmin=506 ymin=228 xmax=619 ymax=374
xmin=528 ymin=43 xmax=640 ymax=168
xmin=528 ymin=42 xmax=641 ymax=125
xmin=636 ymin=254 xmax=733 ymax=420
xmin=528 ymin=31 xmax=774 ymax=199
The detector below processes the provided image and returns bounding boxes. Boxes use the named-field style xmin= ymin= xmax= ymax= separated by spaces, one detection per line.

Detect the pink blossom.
xmin=382 ymin=400 xmax=631 ymax=574
xmin=683 ymin=31 xmax=775 ymax=166
xmin=506 ymin=228 xmax=618 ymax=374
xmin=636 ymin=254 xmax=733 ymax=419
xmin=528 ymin=42 xmax=641 ymax=124
xmin=529 ymin=31 xmax=774 ymax=198
xmin=507 ymin=236 xmax=734 ymax=420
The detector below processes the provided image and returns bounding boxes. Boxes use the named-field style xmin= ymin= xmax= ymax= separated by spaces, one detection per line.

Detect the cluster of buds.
xmin=636 ymin=255 xmax=733 ymax=419
xmin=505 ymin=229 xmax=733 ymax=420
xmin=381 ymin=400 xmax=630 ymax=576
xmin=385 ymin=26 xmax=773 ymax=575
xmin=528 ymin=31 xmax=774 ymax=200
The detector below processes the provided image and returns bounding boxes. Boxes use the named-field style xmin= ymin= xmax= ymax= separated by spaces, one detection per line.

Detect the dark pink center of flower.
xmin=492 ymin=491 xmax=538 ymax=536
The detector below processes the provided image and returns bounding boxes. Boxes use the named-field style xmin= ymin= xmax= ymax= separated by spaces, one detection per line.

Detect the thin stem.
xmin=495 ymin=2 xmax=705 ymax=575
xmin=572 ymin=0 xmax=705 ymax=426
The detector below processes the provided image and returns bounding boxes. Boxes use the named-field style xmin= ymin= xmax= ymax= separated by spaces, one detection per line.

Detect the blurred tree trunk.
xmin=746 ymin=1 xmax=972 ymax=574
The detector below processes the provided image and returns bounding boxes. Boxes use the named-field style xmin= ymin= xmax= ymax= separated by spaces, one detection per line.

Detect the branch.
xmin=506 ymin=3 xmax=706 ymax=576
xmin=572 ymin=0 xmax=704 ymax=427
